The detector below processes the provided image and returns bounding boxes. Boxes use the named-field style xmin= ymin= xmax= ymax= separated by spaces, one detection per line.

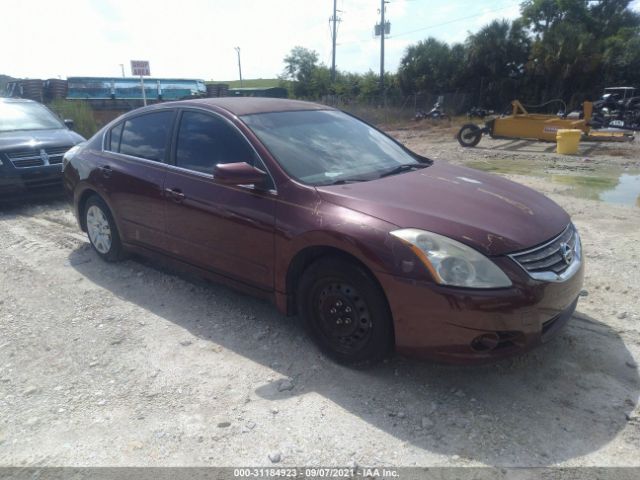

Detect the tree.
xmin=280 ymin=0 xmax=640 ymax=112
xmin=397 ymin=38 xmax=464 ymax=94
xmin=466 ymin=20 xmax=529 ymax=79
xmin=282 ymin=47 xmax=320 ymax=98
xmin=520 ymin=0 xmax=589 ymax=34
xmin=521 ymin=0 xmax=640 ymax=104
xmin=463 ymin=19 xmax=531 ymax=107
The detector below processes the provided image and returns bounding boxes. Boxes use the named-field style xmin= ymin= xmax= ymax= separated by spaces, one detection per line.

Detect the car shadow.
xmin=68 ymin=246 xmax=639 ymax=466
xmin=0 ymin=188 xmax=66 ymax=211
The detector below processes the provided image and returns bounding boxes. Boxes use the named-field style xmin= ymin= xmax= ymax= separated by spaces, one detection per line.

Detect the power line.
xmin=390 ymin=1 xmax=520 ymax=39
xmin=337 ymin=0 xmax=519 ymax=46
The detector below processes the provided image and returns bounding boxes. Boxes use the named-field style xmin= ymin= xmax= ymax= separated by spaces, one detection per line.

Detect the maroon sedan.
xmin=62 ymin=98 xmax=584 ymax=365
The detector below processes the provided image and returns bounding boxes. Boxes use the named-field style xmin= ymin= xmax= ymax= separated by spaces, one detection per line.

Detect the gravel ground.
xmin=0 ymin=128 xmax=639 ymax=468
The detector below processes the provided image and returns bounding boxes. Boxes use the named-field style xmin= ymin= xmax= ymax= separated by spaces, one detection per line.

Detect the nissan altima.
xmin=62 ymin=98 xmax=584 ymax=365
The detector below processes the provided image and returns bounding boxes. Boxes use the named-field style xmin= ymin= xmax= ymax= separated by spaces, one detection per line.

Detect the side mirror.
xmin=64 ymin=119 xmax=75 ymax=129
xmin=213 ymin=162 xmax=268 ymax=186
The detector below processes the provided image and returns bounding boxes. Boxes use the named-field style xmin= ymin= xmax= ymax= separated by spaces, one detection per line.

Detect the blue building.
xmin=67 ymin=77 xmax=206 ymax=101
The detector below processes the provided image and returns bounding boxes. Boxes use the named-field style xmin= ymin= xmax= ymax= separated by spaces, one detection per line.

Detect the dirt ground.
xmin=1 ymin=125 xmax=639 ymax=468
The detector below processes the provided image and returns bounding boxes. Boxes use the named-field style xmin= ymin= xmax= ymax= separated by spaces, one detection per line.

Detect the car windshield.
xmin=242 ymin=110 xmax=426 ymax=185
xmin=0 ymin=101 xmax=64 ymax=132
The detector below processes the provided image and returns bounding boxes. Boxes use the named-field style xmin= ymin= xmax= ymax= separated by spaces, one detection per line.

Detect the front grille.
xmin=511 ymin=224 xmax=578 ymax=276
xmin=6 ymin=146 xmax=71 ymax=168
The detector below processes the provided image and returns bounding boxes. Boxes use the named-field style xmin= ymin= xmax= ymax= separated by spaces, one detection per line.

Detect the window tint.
xmin=108 ymin=123 xmax=123 ymax=152
xmin=176 ymin=111 xmax=255 ymax=174
xmin=119 ymin=111 xmax=174 ymax=161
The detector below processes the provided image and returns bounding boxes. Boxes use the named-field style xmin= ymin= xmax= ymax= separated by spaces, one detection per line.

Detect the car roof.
xmin=151 ymin=97 xmax=335 ymax=116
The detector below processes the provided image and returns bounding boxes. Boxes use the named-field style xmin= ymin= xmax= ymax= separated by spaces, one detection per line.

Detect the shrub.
xmin=48 ymin=99 xmax=98 ymax=139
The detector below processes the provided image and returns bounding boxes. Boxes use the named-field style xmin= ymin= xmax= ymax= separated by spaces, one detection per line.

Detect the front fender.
xmin=272 ymin=187 xmax=438 ymax=304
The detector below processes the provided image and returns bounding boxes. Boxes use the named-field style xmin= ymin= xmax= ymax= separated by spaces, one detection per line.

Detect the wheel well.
xmin=285 ymin=246 xmax=389 ymax=317
xmin=77 ymin=189 xmax=99 ymax=232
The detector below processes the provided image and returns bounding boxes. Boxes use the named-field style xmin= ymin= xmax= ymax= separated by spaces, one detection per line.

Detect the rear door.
xmin=163 ymin=109 xmax=276 ymax=290
xmin=100 ymin=109 xmax=176 ymax=251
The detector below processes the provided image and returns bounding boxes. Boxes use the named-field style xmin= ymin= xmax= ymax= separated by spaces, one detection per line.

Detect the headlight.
xmin=390 ymin=228 xmax=512 ymax=288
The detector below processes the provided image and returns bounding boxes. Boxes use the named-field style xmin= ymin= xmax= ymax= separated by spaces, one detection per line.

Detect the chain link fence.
xmin=319 ymin=92 xmax=477 ymax=124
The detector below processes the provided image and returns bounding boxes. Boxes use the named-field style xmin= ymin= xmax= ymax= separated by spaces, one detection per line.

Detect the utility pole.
xmin=119 ymin=64 xmax=125 ymax=78
xmin=380 ymin=0 xmax=386 ymax=91
xmin=375 ymin=1 xmax=389 ymax=91
xmin=234 ymin=47 xmax=243 ymax=88
xmin=330 ymin=0 xmax=340 ymax=81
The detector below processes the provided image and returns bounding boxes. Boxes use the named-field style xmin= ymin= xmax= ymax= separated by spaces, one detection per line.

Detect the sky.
xmin=1 ymin=0 xmax=639 ymax=82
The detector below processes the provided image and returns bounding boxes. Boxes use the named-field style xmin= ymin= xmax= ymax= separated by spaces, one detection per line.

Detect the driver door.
xmin=163 ymin=109 xmax=276 ymax=290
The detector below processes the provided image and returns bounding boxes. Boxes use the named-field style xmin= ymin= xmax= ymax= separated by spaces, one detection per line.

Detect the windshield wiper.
xmin=378 ymin=163 xmax=429 ymax=178
xmin=324 ymin=177 xmax=370 ymax=186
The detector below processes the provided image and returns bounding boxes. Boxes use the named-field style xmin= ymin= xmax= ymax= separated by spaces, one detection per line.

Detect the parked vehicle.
xmin=466 ymin=106 xmax=495 ymax=119
xmin=1 ymin=98 xmax=85 ymax=197
xmin=591 ymin=87 xmax=640 ymax=131
xmin=415 ymin=101 xmax=449 ymax=121
xmin=593 ymin=87 xmax=637 ymax=111
xmin=63 ymin=98 xmax=584 ymax=365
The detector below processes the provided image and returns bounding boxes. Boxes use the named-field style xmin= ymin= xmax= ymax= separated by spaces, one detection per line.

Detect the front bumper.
xmin=0 ymin=165 xmax=63 ymax=197
xmin=379 ymin=255 xmax=585 ymax=363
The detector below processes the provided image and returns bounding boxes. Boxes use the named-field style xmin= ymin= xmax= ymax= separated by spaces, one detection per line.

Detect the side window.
xmin=119 ymin=111 xmax=174 ymax=162
xmin=176 ymin=111 xmax=256 ymax=174
xmin=108 ymin=123 xmax=123 ymax=152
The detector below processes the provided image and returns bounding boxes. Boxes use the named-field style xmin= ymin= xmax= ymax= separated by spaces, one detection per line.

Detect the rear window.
xmin=117 ymin=111 xmax=174 ymax=162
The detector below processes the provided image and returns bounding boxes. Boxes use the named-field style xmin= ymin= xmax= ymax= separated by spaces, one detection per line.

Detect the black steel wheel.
xmin=457 ymin=123 xmax=483 ymax=147
xmin=298 ymin=256 xmax=394 ymax=366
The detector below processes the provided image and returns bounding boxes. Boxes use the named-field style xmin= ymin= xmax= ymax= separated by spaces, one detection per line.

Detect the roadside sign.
xmin=130 ymin=60 xmax=150 ymax=106
xmin=130 ymin=60 xmax=150 ymax=77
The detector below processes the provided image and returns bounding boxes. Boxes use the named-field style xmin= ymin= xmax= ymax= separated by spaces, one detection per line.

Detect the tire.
xmin=297 ymin=256 xmax=394 ymax=366
xmin=84 ymin=195 xmax=124 ymax=262
xmin=457 ymin=124 xmax=482 ymax=147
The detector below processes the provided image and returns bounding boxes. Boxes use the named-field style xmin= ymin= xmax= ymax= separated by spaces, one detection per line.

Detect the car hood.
xmin=316 ymin=162 xmax=570 ymax=256
xmin=0 ymin=128 xmax=85 ymax=150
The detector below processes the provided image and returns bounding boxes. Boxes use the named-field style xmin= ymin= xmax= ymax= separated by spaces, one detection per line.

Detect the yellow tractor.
xmin=457 ymin=100 xmax=600 ymax=147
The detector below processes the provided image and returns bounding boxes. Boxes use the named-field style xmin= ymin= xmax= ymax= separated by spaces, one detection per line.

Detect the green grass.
xmin=48 ymin=99 xmax=98 ymax=139
xmin=206 ymin=78 xmax=282 ymax=88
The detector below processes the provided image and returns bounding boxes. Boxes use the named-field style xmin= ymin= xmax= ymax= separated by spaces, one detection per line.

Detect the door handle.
xmin=99 ymin=165 xmax=112 ymax=178
xmin=165 ymin=187 xmax=186 ymax=202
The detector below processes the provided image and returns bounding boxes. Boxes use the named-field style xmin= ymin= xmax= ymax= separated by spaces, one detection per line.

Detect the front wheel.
xmin=85 ymin=195 xmax=124 ymax=262
xmin=457 ymin=124 xmax=482 ymax=147
xmin=297 ymin=257 xmax=394 ymax=366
